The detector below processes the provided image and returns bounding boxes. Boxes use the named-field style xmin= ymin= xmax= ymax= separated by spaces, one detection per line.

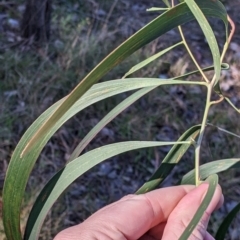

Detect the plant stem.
xmin=194 ymin=83 xmax=212 ymax=185
xmin=221 ymin=15 xmax=235 ymax=63
xmin=211 ymin=15 xmax=235 ymax=86
xmin=210 ymin=96 xmax=224 ymax=106
xmin=193 ymin=16 xmax=236 ymax=185
xmin=178 ymin=26 xmax=209 ymax=83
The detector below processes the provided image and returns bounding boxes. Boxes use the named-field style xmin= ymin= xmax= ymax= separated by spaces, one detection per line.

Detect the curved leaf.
xmin=215 ymin=201 xmax=240 ymax=240
xmin=123 ymin=42 xmax=183 ymax=78
xmin=136 ymin=125 xmax=201 ymax=194
xmin=24 ymin=141 xmax=190 ymax=240
xmin=179 ymin=174 xmax=219 ymax=240
xmin=21 ymin=0 xmax=229 ymax=158
xmin=3 ymin=79 xmax=207 ymax=240
xmin=185 ymin=0 xmax=223 ymax=82
xmin=181 ymin=159 xmax=240 ymax=185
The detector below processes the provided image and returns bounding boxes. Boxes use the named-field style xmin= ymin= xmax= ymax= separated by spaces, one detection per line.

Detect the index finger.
xmin=54 ymin=185 xmax=196 ymax=240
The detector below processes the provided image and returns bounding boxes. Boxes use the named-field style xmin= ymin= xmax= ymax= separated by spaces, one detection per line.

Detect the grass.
xmin=1 ymin=0 xmax=240 ymax=239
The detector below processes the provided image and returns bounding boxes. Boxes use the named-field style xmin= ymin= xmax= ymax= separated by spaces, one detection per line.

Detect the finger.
xmin=162 ymin=183 xmax=223 ymax=240
xmin=215 ymin=192 xmax=224 ymax=210
xmin=204 ymin=231 xmax=215 ymax=240
xmin=54 ymin=185 xmax=195 ymax=240
xmin=139 ymin=235 xmax=156 ymax=240
xmin=141 ymin=228 xmax=214 ymax=240
xmin=147 ymin=222 xmax=166 ymax=239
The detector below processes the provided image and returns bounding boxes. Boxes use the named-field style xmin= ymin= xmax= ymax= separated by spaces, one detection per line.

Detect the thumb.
xmin=162 ymin=183 xmax=223 ymax=240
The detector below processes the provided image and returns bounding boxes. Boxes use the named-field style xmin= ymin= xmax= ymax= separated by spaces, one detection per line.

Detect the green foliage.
xmin=2 ymin=0 xmax=240 ymax=239
xmin=216 ymin=201 xmax=240 ymax=239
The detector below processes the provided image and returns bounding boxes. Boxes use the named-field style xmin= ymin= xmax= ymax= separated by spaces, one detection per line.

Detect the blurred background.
xmin=0 ymin=0 xmax=240 ymax=239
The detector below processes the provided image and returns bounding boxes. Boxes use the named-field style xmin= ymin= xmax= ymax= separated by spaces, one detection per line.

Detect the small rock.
xmin=122 ymin=176 xmax=131 ymax=182
xmin=71 ymin=185 xmax=86 ymax=197
xmin=230 ymin=42 xmax=240 ymax=52
xmin=17 ymin=5 xmax=26 ymax=13
xmin=54 ymin=39 xmax=64 ymax=49
xmin=0 ymin=14 xmax=8 ymax=21
xmin=97 ymin=162 xmax=113 ymax=176
xmin=108 ymin=170 xmax=117 ymax=179
xmin=126 ymin=166 xmax=133 ymax=173
xmin=8 ymin=19 xmax=20 ymax=29
xmin=94 ymin=9 xmax=106 ymax=16
xmin=100 ymin=127 xmax=114 ymax=138
xmin=159 ymin=74 xmax=168 ymax=79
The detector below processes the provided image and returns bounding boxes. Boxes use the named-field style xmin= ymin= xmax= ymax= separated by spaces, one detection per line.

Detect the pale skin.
xmin=54 ymin=183 xmax=223 ymax=240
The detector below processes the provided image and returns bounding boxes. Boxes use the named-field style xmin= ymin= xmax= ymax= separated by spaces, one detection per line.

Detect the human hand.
xmin=54 ymin=183 xmax=223 ymax=240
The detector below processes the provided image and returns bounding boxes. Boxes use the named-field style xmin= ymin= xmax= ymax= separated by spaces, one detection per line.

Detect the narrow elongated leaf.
xmin=185 ymin=0 xmax=222 ymax=83
xmin=173 ymin=63 xmax=229 ymax=80
xmin=136 ymin=125 xmax=201 ymax=194
xmin=68 ymin=87 xmax=156 ymax=162
xmin=3 ymin=79 xmax=207 ymax=240
xmin=215 ymin=202 xmax=240 ymax=240
xmin=24 ymin=141 xmax=190 ymax=240
xmin=179 ymin=174 xmax=218 ymax=240
xmin=207 ymin=123 xmax=240 ymax=139
xmin=225 ymin=97 xmax=240 ymax=113
xmin=181 ymin=159 xmax=240 ymax=185
xmin=123 ymin=42 xmax=183 ymax=78
xmin=21 ymin=0 xmax=229 ymax=158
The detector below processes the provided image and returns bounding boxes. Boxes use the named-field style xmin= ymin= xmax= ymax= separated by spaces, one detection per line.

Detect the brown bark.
xmin=21 ymin=0 xmax=52 ymax=43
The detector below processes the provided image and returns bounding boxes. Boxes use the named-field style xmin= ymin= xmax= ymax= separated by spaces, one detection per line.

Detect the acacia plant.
xmin=2 ymin=0 xmax=240 ymax=239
